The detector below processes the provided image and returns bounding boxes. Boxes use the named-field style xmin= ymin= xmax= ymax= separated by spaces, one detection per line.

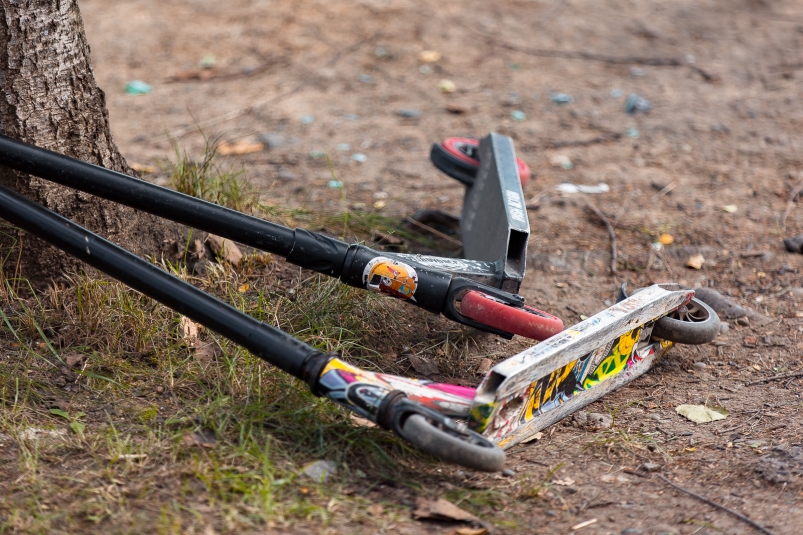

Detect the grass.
xmin=0 ymin=142 xmax=493 ymax=534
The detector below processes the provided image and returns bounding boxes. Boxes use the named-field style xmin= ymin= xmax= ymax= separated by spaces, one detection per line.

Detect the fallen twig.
xmin=780 ymin=179 xmax=803 ymax=232
xmin=404 ymin=217 xmax=463 ymax=247
xmin=656 ymin=474 xmax=777 ymax=535
xmin=166 ymin=56 xmax=285 ymax=83
xmin=586 ymin=203 xmax=617 ymax=275
xmin=540 ymin=132 xmax=622 ymax=149
xmin=745 ymin=369 xmax=803 ymax=386
xmin=472 ymin=28 xmax=717 ymax=81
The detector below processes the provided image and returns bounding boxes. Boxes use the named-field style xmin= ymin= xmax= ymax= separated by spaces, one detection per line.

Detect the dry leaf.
xmin=408 ymin=354 xmax=440 ymax=376
xmin=195 ymin=341 xmax=221 ymax=362
xmin=676 ymin=404 xmax=729 ymax=423
xmin=722 ymin=204 xmax=738 ymax=213
xmin=521 ymin=431 xmax=543 ymax=444
xmin=180 ymin=317 xmax=199 ymax=348
xmin=412 ymin=497 xmax=479 ymax=523
xmin=686 ymin=254 xmax=705 ymax=269
xmin=451 ymin=528 xmax=488 ymax=535
xmin=207 ymin=234 xmax=243 ymax=265
xmin=552 ymin=477 xmax=575 ymax=486
xmin=658 ymin=233 xmax=674 ymax=245
xmin=349 ymin=413 xmax=376 ymax=428
xmin=237 ymin=284 xmax=250 ymax=293
xmin=182 ymin=429 xmax=217 ymax=448
xmin=63 ymin=352 xmax=86 ymax=368
xmin=418 ymin=50 xmax=442 ymax=62
xmin=216 ymin=139 xmax=264 ymax=155
xmin=477 ymin=358 xmax=493 ymax=375
xmin=130 ymin=162 xmax=157 ymax=173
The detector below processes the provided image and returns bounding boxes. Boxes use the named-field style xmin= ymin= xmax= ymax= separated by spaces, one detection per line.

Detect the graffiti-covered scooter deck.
xmin=468 ymin=284 xmax=704 ymax=448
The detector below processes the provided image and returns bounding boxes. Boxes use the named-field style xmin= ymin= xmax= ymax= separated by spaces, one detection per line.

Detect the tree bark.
xmin=0 ymin=0 xmax=180 ymax=285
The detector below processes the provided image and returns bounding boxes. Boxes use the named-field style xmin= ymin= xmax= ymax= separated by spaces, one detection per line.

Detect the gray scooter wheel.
xmin=651 ymin=297 xmax=720 ymax=345
xmin=616 ymin=283 xmax=720 ymax=345
xmin=399 ymin=414 xmax=505 ymax=472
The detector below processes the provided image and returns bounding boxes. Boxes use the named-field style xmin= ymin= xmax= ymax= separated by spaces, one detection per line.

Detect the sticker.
xmin=362 ymin=257 xmax=418 ymax=300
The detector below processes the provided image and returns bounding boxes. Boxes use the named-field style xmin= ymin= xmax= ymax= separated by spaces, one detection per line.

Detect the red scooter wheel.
xmin=439 ymin=138 xmax=532 ymax=187
xmin=460 ymin=291 xmax=564 ymax=341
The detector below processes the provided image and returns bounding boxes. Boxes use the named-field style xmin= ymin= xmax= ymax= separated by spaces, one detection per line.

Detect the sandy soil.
xmin=76 ymin=0 xmax=803 ymax=532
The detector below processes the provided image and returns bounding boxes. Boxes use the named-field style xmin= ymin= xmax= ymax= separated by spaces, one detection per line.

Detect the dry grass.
xmin=0 ymin=143 xmax=491 ymax=534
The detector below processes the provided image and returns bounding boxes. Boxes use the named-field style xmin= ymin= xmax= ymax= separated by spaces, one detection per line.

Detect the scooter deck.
xmin=469 ymin=285 xmax=693 ymax=447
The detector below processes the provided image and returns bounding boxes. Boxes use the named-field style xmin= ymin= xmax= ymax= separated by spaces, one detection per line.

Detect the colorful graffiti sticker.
xmin=582 ymin=327 xmax=641 ymax=389
xmin=362 ymin=257 xmax=418 ymax=300
xmin=511 ymin=327 xmax=643 ymax=426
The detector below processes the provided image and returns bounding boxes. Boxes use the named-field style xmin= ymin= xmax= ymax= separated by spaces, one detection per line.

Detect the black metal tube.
xmin=0 ymin=184 xmax=324 ymax=379
xmin=0 ymin=134 xmax=298 ymax=257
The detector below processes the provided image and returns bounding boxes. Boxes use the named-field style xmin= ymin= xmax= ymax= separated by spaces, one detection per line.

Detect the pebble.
xmin=549 ymin=91 xmax=574 ymax=104
xmin=588 ymin=412 xmax=613 ymax=429
xmin=336 ymin=143 xmax=351 ymax=151
xmin=649 ymin=413 xmax=662 ymax=421
xmin=693 ymin=362 xmax=707 ymax=369
xmin=511 ymin=110 xmax=526 ymax=121
xmin=630 ymin=67 xmax=646 ymax=76
xmin=124 ymin=80 xmax=152 ymax=95
xmin=358 ymin=74 xmax=372 ymax=83
xmin=351 ymin=153 xmax=367 ymax=163
xmin=419 ymin=65 xmax=432 ymax=74
xmin=396 ymin=108 xmax=422 ymax=118
xmin=736 ymin=317 xmax=750 ymax=326
xmin=625 ymin=93 xmax=652 ymax=114
xmin=611 ymin=88 xmax=623 ymax=97
xmin=455 ymin=470 xmax=466 ymax=479
xmin=302 ymin=460 xmax=337 ymax=483
xmin=626 ymin=128 xmax=640 ymax=138
xmin=300 ymin=115 xmax=315 ymax=124
xmin=328 ymin=180 xmax=343 ymax=189
xmin=641 ymin=462 xmax=660 ymax=472
xmin=546 ymin=510 xmax=557 ymax=517
xmin=344 ymin=113 xmax=360 ymax=121
xmin=719 ymin=322 xmax=730 ymax=334
xmin=502 ymin=469 xmax=515 ymax=477
xmin=621 ymin=529 xmax=643 ymax=535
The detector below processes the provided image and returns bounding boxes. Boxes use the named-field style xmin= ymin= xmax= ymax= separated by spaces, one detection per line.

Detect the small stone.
xmin=625 ymin=93 xmax=652 ymax=114
xmin=302 ymin=460 xmax=337 ymax=483
xmin=418 ymin=50 xmax=441 ymax=63
xmin=588 ymin=412 xmax=613 ymax=429
xmin=300 ymin=115 xmax=314 ymax=124
xmin=438 ymin=79 xmax=456 ymax=93
xmin=621 ymin=529 xmax=643 ymax=535
xmin=626 ymin=128 xmax=640 ymax=138
xmin=649 ymin=413 xmax=662 ymax=421
xmin=693 ymin=362 xmax=707 ymax=369
xmin=396 ymin=109 xmax=421 ymax=118
xmin=719 ymin=322 xmax=730 ymax=334
xmin=549 ymin=91 xmax=574 ymax=104
xmin=351 ymin=153 xmax=367 ymax=163
xmin=511 ymin=110 xmax=526 ymax=121
xmin=358 ymin=74 xmax=372 ymax=83
xmin=546 ymin=510 xmax=557 ymax=517
xmin=736 ymin=317 xmax=750 ymax=326
xmin=642 ymin=462 xmax=660 ymax=472
xmin=501 ymin=469 xmax=515 ymax=477
xmin=419 ymin=65 xmax=432 ymax=74
xmin=455 ymin=470 xmax=466 ymax=479
xmin=125 ymin=80 xmax=152 ymax=95
xmin=336 ymin=143 xmax=351 ymax=151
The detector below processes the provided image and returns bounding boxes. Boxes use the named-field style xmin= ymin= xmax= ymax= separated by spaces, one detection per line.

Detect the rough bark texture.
xmin=0 ymin=0 xmax=180 ymax=285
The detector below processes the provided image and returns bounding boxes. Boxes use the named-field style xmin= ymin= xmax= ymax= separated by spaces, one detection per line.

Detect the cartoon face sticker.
xmin=362 ymin=257 xmax=418 ymax=300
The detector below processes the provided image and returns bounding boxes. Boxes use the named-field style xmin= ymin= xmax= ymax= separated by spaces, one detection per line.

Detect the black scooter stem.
xmin=0 ymin=134 xmax=323 ymax=266
xmin=0 ymin=183 xmax=328 ymax=380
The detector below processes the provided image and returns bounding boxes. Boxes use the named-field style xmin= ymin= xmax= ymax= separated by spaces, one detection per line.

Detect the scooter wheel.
xmin=430 ymin=137 xmax=532 ymax=187
xmin=460 ymin=291 xmax=564 ymax=341
xmin=615 ymin=283 xmax=720 ymax=345
xmin=650 ymin=297 xmax=720 ymax=345
xmin=398 ymin=413 xmax=505 ymax=472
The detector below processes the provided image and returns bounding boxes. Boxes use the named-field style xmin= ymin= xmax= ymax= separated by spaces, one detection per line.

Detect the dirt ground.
xmin=47 ymin=0 xmax=803 ymax=532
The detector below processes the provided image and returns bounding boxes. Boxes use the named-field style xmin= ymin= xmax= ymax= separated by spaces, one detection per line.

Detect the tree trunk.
xmin=0 ymin=0 xmax=180 ymax=285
